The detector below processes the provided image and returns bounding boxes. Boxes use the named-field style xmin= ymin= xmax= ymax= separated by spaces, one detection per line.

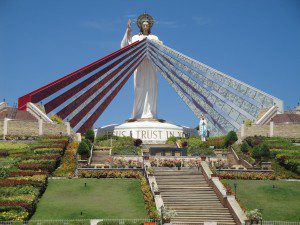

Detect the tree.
xmin=134 ymin=139 xmax=143 ymax=147
xmin=224 ymin=131 xmax=238 ymax=147
xmin=241 ymin=141 xmax=250 ymax=154
xmin=252 ymin=145 xmax=261 ymax=161
xmin=82 ymin=139 xmax=92 ymax=150
xmin=77 ymin=141 xmax=90 ymax=157
xmin=85 ymin=129 xmax=95 ymax=143
xmin=260 ymin=144 xmax=270 ymax=160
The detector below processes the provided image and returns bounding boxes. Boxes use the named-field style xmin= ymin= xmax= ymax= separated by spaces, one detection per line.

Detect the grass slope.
xmin=32 ymin=178 xmax=148 ymax=220
xmin=224 ymin=180 xmax=300 ymax=221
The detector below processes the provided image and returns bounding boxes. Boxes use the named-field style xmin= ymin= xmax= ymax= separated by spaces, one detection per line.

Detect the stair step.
xmin=173 ymin=217 xmax=235 ymax=221
xmin=154 ymin=167 xmax=236 ymax=225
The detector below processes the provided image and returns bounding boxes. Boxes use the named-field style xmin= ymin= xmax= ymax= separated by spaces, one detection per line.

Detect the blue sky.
xmin=0 ymin=0 xmax=299 ymax=128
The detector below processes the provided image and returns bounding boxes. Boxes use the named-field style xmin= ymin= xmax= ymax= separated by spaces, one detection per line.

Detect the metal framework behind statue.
xmin=18 ymin=39 xmax=283 ymax=135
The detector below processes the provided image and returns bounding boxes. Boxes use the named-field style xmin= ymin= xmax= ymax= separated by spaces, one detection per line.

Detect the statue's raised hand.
xmin=127 ymin=19 xmax=132 ymax=33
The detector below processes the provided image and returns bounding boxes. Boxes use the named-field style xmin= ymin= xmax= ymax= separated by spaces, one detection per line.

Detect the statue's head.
xmin=137 ymin=13 xmax=154 ymax=35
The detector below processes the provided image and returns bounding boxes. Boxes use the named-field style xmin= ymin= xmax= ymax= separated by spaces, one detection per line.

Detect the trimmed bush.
xmin=50 ymin=114 xmax=63 ymax=124
xmin=82 ymin=139 xmax=92 ymax=150
xmin=85 ymin=129 xmax=95 ymax=143
xmin=241 ymin=141 xmax=250 ymax=154
xmin=260 ymin=144 xmax=270 ymax=160
xmin=252 ymin=145 xmax=262 ymax=160
xmin=224 ymin=131 xmax=238 ymax=147
xmin=134 ymin=139 xmax=143 ymax=147
xmin=77 ymin=141 xmax=90 ymax=157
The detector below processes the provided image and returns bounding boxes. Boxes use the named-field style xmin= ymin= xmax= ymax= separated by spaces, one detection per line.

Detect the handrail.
xmin=88 ymin=145 xmax=94 ymax=165
xmin=199 ymin=161 xmax=247 ymax=225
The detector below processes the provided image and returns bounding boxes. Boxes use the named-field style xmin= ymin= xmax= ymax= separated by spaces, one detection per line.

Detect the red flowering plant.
xmin=9 ymin=171 xmax=48 ymax=177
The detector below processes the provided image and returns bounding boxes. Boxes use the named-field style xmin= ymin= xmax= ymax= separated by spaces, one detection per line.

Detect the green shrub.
xmin=186 ymin=137 xmax=214 ymax=156
xmin=224 ymin=131 xmax=238 ymax=147
xmin=85 ymin=129 xmax=95 ymax=143
xmin=82 ymin=139 xmax=92 ymax=150
xmin=134 ymin=139 xmax=143 ymax=147
xmin=166 ymin=136 xmax=179 ymax=144
xmin=241 ymin=141 xmax=250 ymax=154
xmin=244 ymin=136 xmax=265 ymax=147
xmin=96 ymin=134 xmax=118 ymax=142
xmin=252 ymin=144 xmax=270 ymax=161
xmin=205 ymin=136 xmax=226 ymax=148
xmin=244 ymin=119 xmax=252 ymax=127
xmin=77 ymin=142 xmax=90 ymax=157
xmin=111 ymin=136 xmax=136 ymax=155
xmin=260 ymin=144 xmax=270 ymax=160
xmin=252 ymin=145 xmax=262 ymax=160
xmin=50 ymin=114 xmax=63 ymax=124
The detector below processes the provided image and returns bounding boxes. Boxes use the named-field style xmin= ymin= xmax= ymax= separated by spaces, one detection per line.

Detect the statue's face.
xmin=142 ymin=21 xmax=150 ymax=34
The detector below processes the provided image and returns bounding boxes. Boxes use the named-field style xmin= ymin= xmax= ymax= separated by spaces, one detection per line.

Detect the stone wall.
xmin=1 ymin=119 xmax=75 ymax=138
xmin=7 ymin=120 xmax=39 ymax=136
xmin=273 ymin=124 xmax=300 ymax=138
xmin=244 ymin=125 xmax=269 ymax=137
xmin=43 ymin=123 xmax=68 ymax=136
xmin=238 ymin=122 xmax=300 ymax=140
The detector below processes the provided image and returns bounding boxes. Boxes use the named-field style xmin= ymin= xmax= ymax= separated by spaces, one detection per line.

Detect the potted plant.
xmin=144 ymin=155 xmax=150 ymax=160
xmin=162 ymin=207 xmax=177 ymax=224
xmin=200 ymin=155 xmax=206 ymax=161
xmin=246 ymin=209 xmax=262 ymax=225
xmin=175 ymin=161 xmax=182 ymax=170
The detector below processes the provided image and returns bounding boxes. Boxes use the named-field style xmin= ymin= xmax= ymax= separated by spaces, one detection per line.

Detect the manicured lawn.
xmin=32 ymin=178 xmax=148 ymax=219
xmin=223 ymin=179 xmax=300 ymax=221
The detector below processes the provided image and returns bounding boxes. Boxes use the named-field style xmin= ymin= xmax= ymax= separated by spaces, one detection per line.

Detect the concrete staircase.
xmin=154 ymin=169 xmax=236 ymax=225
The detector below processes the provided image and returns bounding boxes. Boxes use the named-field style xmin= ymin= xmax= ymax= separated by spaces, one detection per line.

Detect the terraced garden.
xmin=0 ymin=137 xmax=69 ymax=221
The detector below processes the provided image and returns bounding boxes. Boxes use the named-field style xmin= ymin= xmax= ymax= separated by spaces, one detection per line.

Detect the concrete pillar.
xmin=3 ymin=118 xmax=8 ymax=139
xmin=241 ymin=124 xmax=245 ymax=139
xmin=270 ymin=121 xmax=274 ymax=137
xmin=76 ymin=133 xmax=82 ymax=142
xmin=65 ymin=122 xmax=71 ymax=135
xmin=38 ymin=118 xmax=43 ymax=136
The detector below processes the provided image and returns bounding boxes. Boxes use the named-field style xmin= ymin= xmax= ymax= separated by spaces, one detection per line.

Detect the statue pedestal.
xmin=96 ymin=119 xmax=198 ymax=144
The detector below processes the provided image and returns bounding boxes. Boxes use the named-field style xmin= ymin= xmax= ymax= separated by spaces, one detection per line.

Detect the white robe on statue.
xmin=121 ymin=28 xmax=162 ymax=119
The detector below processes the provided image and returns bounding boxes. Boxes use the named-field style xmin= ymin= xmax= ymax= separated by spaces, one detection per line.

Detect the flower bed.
xmin=104 ymin=157 xmax=143 ymax=168
xmin=0 ymin=136 xmax=69 ymax=221
xmin=150 ymin=158 xmax=201 ymax=167
xmin=217 ymin=172 xmax=275 ymax=180
xmin=53 ymin=142 xmax=78 ymax=177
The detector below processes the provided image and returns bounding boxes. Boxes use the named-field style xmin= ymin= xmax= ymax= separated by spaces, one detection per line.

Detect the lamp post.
xmin=160 ymin=206 xmax=164 ymax=225
xmin=234 ymin=180 xmax=237 ymax=196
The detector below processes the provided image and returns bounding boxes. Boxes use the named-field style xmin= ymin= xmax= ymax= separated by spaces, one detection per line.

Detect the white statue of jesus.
xmin=121 ymin=13 xmax=162 ymax=119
